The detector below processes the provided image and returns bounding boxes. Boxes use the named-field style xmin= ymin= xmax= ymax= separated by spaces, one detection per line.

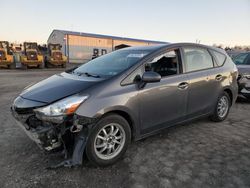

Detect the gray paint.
xmin=75 ymin=43 xmax=238 ymax=139
xmin=11 ymin=43 xmax=239 ymax=167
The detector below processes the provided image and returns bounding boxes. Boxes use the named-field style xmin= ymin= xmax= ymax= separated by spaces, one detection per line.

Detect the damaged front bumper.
xmin=238 ymin=75 xmax=250 ymax=98
xmin=11 ymin=101 xmax=97 ymax=168
xmin=12 ymin=109 xmax=64 ymax=151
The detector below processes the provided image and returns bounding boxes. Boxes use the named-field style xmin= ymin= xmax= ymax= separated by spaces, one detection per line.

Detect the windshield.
xmin=73 ymin=49 xmax=150 ymax=78
xmin=233 ymin=53 xmax=250 ymax=65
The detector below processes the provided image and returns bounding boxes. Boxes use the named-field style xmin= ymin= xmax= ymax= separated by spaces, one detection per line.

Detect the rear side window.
xmin=211 ymin=50 xmax=226 ymax=66
xmin=183 ymin=47 xmax=214 ymax=72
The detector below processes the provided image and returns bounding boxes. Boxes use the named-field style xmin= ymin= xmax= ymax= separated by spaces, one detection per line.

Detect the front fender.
xmin=75 ymin=89 xmax=140 ymax=138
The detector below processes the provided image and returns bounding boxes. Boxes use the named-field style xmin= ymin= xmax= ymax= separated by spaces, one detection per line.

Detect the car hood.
xmin=20 ymin=72 xmax=104 ymax=104
xmin=237 ymin=65 xmax=250 ymax=75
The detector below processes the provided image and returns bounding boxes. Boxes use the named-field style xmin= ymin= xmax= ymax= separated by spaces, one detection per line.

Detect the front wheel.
xmin=9 ymin=62 xmax=16 ymax=69
xmin=38 ymin=61 xmax=44 ymax=69
xmin=86 ymin=114 xmax=131 ymax=167
xmin=21 ymin=63 xmax=27 ymax=70
xmin=210 ymin=92 xmax=231 ymax=122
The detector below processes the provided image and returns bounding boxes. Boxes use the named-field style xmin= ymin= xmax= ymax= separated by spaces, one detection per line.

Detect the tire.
xmin=21 ymin=63 xmax=27 ymax=70
xmin=210 ymin=92 xmax=231 ymax=122
xmin=9 ymin=62 xmax=16 ymax=69
xmin=86 ymin=114 xmax=131 ymax=167
xmin=39 ymin=61 xmax=44 ymax=69
xmin=46 ymin=62 xmax=53 ymax=68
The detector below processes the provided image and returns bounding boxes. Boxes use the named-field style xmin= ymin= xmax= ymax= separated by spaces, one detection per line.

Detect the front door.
xmin=139 ymin=49 xmax=189 ymax=134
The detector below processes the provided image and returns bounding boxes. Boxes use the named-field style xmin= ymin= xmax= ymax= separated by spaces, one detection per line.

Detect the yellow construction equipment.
xmin=0 ymin=41 xmax=15 ymax=68
xmin=20 ymin=42 xmax=44 ymax=69
xmin=45 ymin=43 xmax=67 ymax=68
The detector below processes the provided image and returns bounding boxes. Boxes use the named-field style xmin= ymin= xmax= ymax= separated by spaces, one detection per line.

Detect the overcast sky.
xmin=1 ymin=0 xmax=250 ymax=46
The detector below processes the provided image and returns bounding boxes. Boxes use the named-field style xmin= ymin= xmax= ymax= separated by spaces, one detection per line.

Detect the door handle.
xmin=178 ymin=82 xmax=189 ymax=90
xmin=215 ymin=74 xmax=222 ymax=81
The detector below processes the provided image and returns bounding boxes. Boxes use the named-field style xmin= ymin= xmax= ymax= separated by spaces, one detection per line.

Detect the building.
xmin=47 ymin=29 xmax=167 ymax=63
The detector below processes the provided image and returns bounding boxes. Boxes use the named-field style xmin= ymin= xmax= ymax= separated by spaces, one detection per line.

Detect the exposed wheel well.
xmin=104 ymin=110 xmax=134 ymax=139
xmin=224 ymin=88 xmax=233 ymax=106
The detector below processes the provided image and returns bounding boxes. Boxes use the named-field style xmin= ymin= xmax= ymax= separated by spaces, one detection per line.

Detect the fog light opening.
xmin=70 ymin=124 xmax=83 ymax=133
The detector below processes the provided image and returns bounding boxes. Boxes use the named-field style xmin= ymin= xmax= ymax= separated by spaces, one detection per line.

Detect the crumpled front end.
xmin=238 ymin=74 xmax=250 ymax=98
xmin=12 ymin=109 xmax=68 ymax=151
xmin=11 ymin=96 xmax=96 ymax=168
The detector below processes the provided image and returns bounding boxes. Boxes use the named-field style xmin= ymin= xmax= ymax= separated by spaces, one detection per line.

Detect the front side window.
xmin=121 ymin=67 xmax=143 ymax=85
xmin=183 ymin=47 xmax=214 ymax=72
xmin=144 ymin=50 xmax=179 ymax=77
xmin=74 ymin=49 xmax=150 ymax=78
xmin=233 ymin=53 xmax=250 ymax=65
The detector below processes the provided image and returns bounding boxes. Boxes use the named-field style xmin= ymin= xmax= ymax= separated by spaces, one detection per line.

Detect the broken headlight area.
xmin=33 ymin=95 xmax=89 ymax=124
xmin=12 ymin=111 xmax=75 ymax=152
xmin=12 ymin=102 xmax=97 ymax=168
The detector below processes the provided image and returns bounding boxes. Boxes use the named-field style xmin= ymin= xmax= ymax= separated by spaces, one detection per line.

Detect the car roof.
xmin=121 ymin=43 xmax=226 ymax=54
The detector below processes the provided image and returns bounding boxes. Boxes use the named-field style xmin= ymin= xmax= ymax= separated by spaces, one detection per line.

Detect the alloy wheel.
xmin=217 ymin=96 xmax=229 ymax=118
xmin=94 ymin=123 xmax=126 ymax=160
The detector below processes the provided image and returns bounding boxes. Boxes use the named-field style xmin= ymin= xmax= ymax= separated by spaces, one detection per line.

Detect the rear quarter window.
xmin=211 ymin=50 xmax=227 ymax=66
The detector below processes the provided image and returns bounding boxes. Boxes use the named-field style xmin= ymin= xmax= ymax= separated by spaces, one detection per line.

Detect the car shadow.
xmin=236 ymin=96 xmax=250 ymax=104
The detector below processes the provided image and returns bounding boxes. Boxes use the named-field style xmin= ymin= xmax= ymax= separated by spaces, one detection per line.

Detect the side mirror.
xmin=142 ymin=71 xmax=161 ymax=83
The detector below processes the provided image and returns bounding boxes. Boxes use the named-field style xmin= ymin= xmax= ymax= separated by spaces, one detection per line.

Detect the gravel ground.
xmin=0 ymin=69 xmax=250 ymax=188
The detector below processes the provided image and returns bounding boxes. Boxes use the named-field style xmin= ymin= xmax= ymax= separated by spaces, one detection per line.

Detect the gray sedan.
xmin=11 ymin=43 xmax=238 ymax=167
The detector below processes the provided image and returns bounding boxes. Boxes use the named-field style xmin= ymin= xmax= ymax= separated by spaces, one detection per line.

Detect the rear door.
xmin=138 ymin=48 xmax=189 ymax=134
xmin=182 ymin=46 xmax=217 ymax=118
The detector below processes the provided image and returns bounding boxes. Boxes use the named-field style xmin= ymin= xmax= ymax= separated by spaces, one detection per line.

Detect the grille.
xmin=27 ymin=51 xmax=38 ymax=60
xmin=0 ymin=50 xmax=6 ymax=60
xmin=26 ymin=115 xmax=43 ymax=128
xmin=52 ymin=52 xmax=62 ymax=60
xmin=14 ymin=106 xmax=34 ymax=115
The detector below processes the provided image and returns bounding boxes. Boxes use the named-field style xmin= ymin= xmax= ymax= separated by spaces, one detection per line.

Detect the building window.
xmin=101 ymin=49 xmax=107 ymax=55
xmin=92 ymin=48 xmax=99 ymax=59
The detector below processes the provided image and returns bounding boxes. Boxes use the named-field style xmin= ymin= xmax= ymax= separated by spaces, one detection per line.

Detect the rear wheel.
xmin=9 ymin=62 xmax=16 ymax=69
xmin=21 ymin=63 xmax=27 ymax=70
xmin=38 ymin=61 xmax=44 ymax=69
xmin=86 ymin=114 xmax=131 ymax=167
xmin=210 ymin=92 xmax=231 ymax=122
xmin=45 ymin=62 xmax=53 ymax=68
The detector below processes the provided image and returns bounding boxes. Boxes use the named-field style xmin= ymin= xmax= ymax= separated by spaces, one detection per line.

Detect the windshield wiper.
xmin=81 ymin=72 xmax=101 ymax=78
xmin=72 ymin=71 xmax=101 ymax=78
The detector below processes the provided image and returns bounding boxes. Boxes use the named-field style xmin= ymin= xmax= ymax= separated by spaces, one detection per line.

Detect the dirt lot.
xmin=0 ymin=69 xmax=250 ymax=188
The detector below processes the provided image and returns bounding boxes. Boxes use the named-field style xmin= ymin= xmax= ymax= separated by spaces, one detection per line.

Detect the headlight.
xmin=34 ymin=95 xmax=89 ymax=122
